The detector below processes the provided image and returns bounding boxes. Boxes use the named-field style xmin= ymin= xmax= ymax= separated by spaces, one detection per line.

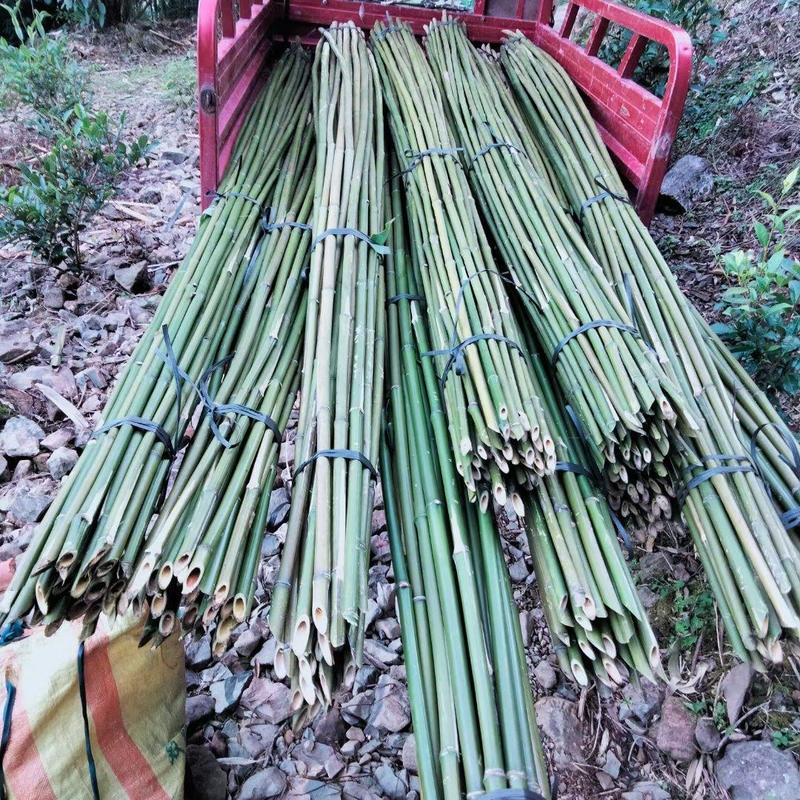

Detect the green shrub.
xmin=163 ymin=55 xmax=196 ymax=109
xmin=712 ymin=167 xmax=800 ymax=396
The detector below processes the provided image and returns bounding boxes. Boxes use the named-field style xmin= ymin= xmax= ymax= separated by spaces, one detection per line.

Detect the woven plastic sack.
xmin=0 ymin=612 xmax=185 ymax=800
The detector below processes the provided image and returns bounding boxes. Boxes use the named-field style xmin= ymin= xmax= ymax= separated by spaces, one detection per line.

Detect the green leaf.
xmin=754 ymin=221 xmax=770 ymax=248
xmin=782 ymin=165 xmax=799 ymax=197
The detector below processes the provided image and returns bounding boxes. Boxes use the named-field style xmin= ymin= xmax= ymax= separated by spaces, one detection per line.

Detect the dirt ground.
xmin=1 ymin=3 xmax=799 ymax=799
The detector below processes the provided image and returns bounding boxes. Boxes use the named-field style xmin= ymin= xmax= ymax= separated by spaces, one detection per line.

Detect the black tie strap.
xmin=385 ymin=292 xmax=425 ymax=307
xmin=394 ymin=146 xmax=464 ymax=180
xmin=424 ymin=333 xmax=527 ymax=387
xmin=261 ymin=208 xmax=313 ymax=234
xmin=294 ymin=449 xmax=378 ymax=481
xmin=749 ymin=421 xmax=800 ymax=530
xmin=551 ymin=319 xmax=641 ymax=365
xmin=678 ymin=454 xmax=755 ymax=508
xmin=91 ymin=416 xmax=177 ymax=461
xmin=468 ymin=140 xmax=523 ymax=169
xmin=77 ymin=642 xmax=101 ymax=800
xmin=206 ymin=189 xmax=264 ymax=214
xmin=311 ymin=227 xmax=390 ymax=257
xmin=578 ymin=176 xmax=633 ymax=224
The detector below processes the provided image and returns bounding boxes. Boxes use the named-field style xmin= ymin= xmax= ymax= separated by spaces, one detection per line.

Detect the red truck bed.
xmin=196 ymin=0 xmax=692 ymax=224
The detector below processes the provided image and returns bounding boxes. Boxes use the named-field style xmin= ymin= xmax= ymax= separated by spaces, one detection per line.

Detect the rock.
xmin=185 ymin=635 xmax=212 ymax=670
xmin=314 ymin=707 xmax=347 ymax=746
xmin=374 ymin=764 xmax=408 ymax=800
xmin=162 ymin=149 xmax=189 ymax=164
xmin=534 ymin=696 xmax=583 ymax=766
xmin=8 ymin=366 xmax=77 ymax=398
xmin=75 ymin=368 xmax=106 ymax=391
xmin=252 ymin=637 xmax=276 ymax=667
xmin=650 ymin=696 xmax=696 ymax=763
xmin=241 ymin=678 xmax=293 ymax=724
xmin=367 ymin=677 xmax=411 ymax=733
xmin=267 ymin=487 xmax=290 ymax=529
xmin=42 ymin=286 xmax=65 ymax=310
xmin=508 ymin=558 xmax=529 ymax=583
xmin=342 ymin=690 xmax=375 ymax=726
xmin=402 ymin=735 xmax=417 ymax=773
xmin=40 ymin=427 xmax=74 ymax=451
xmin=261 ymin=533 xmax=280 ymax=558
xmin=364 ymin=638 xmax=401 ymax=667
xmin=534 ymin=660 xmax=557 ymax=690
xmin=139 ymin=187 xmax=162 ymax=204
xmin=371 ymin=509 xmax=387 ymax=533
xmin=716 ymin=740 xmax=800 ymax=800
xmin=658 ymin=155 xmax=714 ymax=213
xmin=375 ymin=617 xmax=401 ymax=640
xmin=619 ymin=679 xmax=663 ymax=726
xmin=603 ymin=750 xmax=621 ymax=779
xmin=0 ymin=456 xmax=6 ymax=476
xmin=0 ymin=333 xmax=36 ymax=364
xmin=720 ymin=663 xmax=753 ymax=725
xmin=234 ymin=627 xmax=262 ymax=658
xmin=47 ymin=447 xmax=78 ymax=480
xmin=637 ymin=584 xmax=659 ymax=609
xmin=239 ymin=722 xmax=278 ymax=759
xmin=9 ymin=487 xmax=52 ymax=524
xmin=325 ymin=753 xmax=345 ymax=779
xmin=239 ymin=767 xmax=287 ymax=800
xmin=114 ymin=262 xmax=151 ymax=293
xmin=186 ymin=694 xmax=215 ymax=727
xmin=185 ymin=745 xmax=227 ymax=800
xmin=695 ymin=717 xmax=721 ymax=752
xmin=209 ymin=670 xmax=252 ymax=714
xmin=621 ymin=781 xmax=671 ymax=800
xmin=0 ymin=416 xmax=45 ymax=458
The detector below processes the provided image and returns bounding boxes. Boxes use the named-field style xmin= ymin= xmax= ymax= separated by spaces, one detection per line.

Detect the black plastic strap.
xmin=311 ymin=227 xmax=390 ymax=257
xmin=678 ymin=454 xmax=754 ymax=507
xmin=77 ymin=642 xmax=101 ymax=800
xmin=294 ymin=449 xmax=378 ymax=481
xmin=261 ymin=209 xmax=313 ymax=234
xmin=91 ymin=416 xmax=176 ymax=460
xmin=483 ymin=791 xmax=549 ymax=800
xmin=394 ymin=146 xmax=464 ymax=179
xmin=386 ymin=293 xmax=425 ymax=307
xmin=750 ymin=421 xmax=800 ymax=530
xmin=424 ymin=333 xmax=527 ymax=386
xmin=551 ymin=318 xmax=640 ymax=365
xmin=468 ymin=141 xmax=523 ymax=169
xmin=207 ymin=189 xmax=264 ymax=213
xmin=0 ymin=679 xmax=15 ymax=800
xmin=578 ymin=176 xmax=633 ymax=224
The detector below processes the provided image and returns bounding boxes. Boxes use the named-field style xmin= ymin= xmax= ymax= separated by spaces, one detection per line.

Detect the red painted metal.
xmin=196 ymin=0 xmax=693 ymax=223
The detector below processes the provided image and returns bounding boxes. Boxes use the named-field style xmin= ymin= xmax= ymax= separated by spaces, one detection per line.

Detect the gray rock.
xmin=241 ymin=678 xmax=293 ymax=724
xmin=40 ymin=427 xmax=74 ymax=451
xmin=185 ymin=745 xmax=227 ymax=800
xmin=508 ymin=558 xmax=529 ymax=583
xmin=695 ymin=717 xmax=721 ymax=752
xmin=252 ymin=637 xmax=277 ymax=667
xmin=534 ymin=696 xmax=583 ymax=766
xmin=234 ymin=628 xmax=262 ymax=658
xmin=619 ymin=679 xmax=664 ymax=726
xmin=364 ymin=638 xmax=401 ymax=667
xmin=0 ymin=456 xmax=6 ymax=476
xmin=185 ymin=635 xmax=212 ymax=670
xmin=261 ymin=533 xmax=280 ymax=558
xmin=342 ymin=690 xmax=375 ymax=726
xmin=42 ymin=286 xmax=65 ymax=310
xmin=0 ymin=333 xmax=36 ymax=364
xmin=621 ymin=781 xmax=672 ymax=800
xmin=603 ymin=750 xmax=621 ymax=779
xmin=534 ymin=660 xmax=557 ymax=690
xmin=314 ymin=707 xmax=347 ymax=746
xmin=210 ymin=670 xmax=252 ymax=714
xmin=139 ymin=187 xmax=162 ymax=204
xmin=47 ymin=447 xmax=78 ymax=480
xmin=716 ymin=740 xmax=800 ymax=800
xmin=8 ymin=365 xmax=77 ymax=398
xmin=161 ymin=149 xmax=189 ymax=164
xmin=239 ymin=722 xmax=278 ymax=759
xmin=402 ymin=735 xmax=417 ymax=773
xmin=239 ymin=767 xmax=287 ymax=800
xmin=114 ymin=263 xmax=151 ymax=293
xmin=651 ymin=696 xmax=696 ymax=763
xmin=659 ymin=155 xmax=714 ymax=213
xmin=721 ymin=663 xmax=754 ymax=725
xmin=367 ymin=677 xmax=411 ymax=733
xmin=374 ymin=764 xmax=408 ymax=800
xmin=75 ymin=368 xmax=106 ymax=391
xmin=267 ymin=487 xmax=290 ymax=529
xmin=186 ymin=694 xmax=215 ymax=727
xmin=375 ymin=617 xmax=401 ymax=640
xmin=637 ymin=585 xmax=659 ymax=610
xmin=0 ymin=416 xmax=45 ymax=458
xmin=9 ymin=487 xmax=53 ymax=524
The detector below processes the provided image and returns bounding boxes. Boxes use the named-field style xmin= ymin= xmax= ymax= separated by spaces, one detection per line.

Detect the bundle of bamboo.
xmin=268 ymin=23 xmax=386 ymax=710
xmin=425 ymin=18 xmax=697 ymax=519
xmin=372 ymin=21 xmax=554 ymax=507
xmin=0 ymin=48 xmax=313 ymax=637
xmin=383 ymin=167 xmax=550 ymax=800
xmin=502 ymin=34 xmax=800 ymax=666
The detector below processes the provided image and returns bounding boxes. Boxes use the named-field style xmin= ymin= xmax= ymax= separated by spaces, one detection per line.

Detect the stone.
xmin=364 ymin=638 xmax=401 ymax=667
xmin=267 ymin=487 xmax=290 ymax=529
xmin=603 ymin=750 xmax=621 ymax=779
xmin=619 ymin=679 xmax=663 ymax=726
xmin=621 ymin=781 xmax=671 ymax=800
xmin=342 ymin=690 xmax=375 ymax=726
xmin=0 ymin=456 xmax=6 ymax=476
xmin=40 ymin=427 xmax=74 ymax=451
xmin=716 ymin=740 xmax=800 ymax=800
xmin=241 ymin=678 xmax=293 ymax=724
xmin=42 ymin=286 xmax=65 ymax=310
xmin=47 ymin=447 xmax=78 ymax=480
xmin=314 ymin=707 xmax=347 ymax=746
xmin=210 ymin=670 xmax=252 ymax=714
xmin=161 ymin=149 xmax=189 ymax=164
xmin=185 ymin=635 xmax=212 ymax=670
xmin=534 ymin=660 xmax=557 ymax=690
xmin=9 ymin=487 xmax=53 ymax=524
xmin=374 ymin=764 xmax=408 ymax=800
xmin=720 ymin=663 xmax=754 ymax=725
xmin=325 ymin=754 xmax=345 ymax=779
xmin=650 ymin=696 xmax=696 ymax=763
xmin=186 ymin=694 xmax=215 ymax=727
xmin=139 ymin=187 xmax=162 ymax=204
xmin=0 ymin=333 xmax=36 ymax=364
xmin=8 ymin=366 xmax=77 ymax=398
xmin=534 ymin=696 xmax=583 ymax=766
xmin=0 ymin=416 xmax=45 ymax=458
xmin=658 ymin=155 xmax=714 ymax=213
xmin=695 ymin=717 xmax=721 ymax=752
xmin=402 ymin=735 xmax=417 ymax=773
xmin=239 ymin=722 xmax=278 ymax=759
xmin=239 ymin=766 xmax=287 ymax=800
xmin=185 ymin=744 xmax=227 ymax=800
xmin=637 ymin=585 xmax=659 ymax=610
xmin=371 ymin=509 xmax=387 ymax=533
xmin=261 ymin=533 xmax=280 ymax=558
xmin=252 ymin=637 xmax=277 ymax=667
xmin=234 ymin=628 xmax=262 ymax=658
xmin=367 ymin=677 xmax=411 ymax=733
xmin=508 ymin=558 xmax=529 ymax=583
xmin=375 ymin=617 xmax=401 ymax=640
xmin=114 ymin=262 xmax=151 ymax=293
xmin=75 ymin=368 xmax=106 ymax=391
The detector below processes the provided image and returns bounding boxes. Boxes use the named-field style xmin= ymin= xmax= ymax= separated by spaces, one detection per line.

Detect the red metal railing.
xmin=196 ymin=0 xmax=693 ymax=223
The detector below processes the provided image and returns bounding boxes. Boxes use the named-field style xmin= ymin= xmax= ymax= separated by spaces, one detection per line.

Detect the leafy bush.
xmin=163 ymin=55 xmax=196 ymax=109
xmin=0 ymin=106 xmax=150 ymax=267
xmin=0 ymin=3 xmax=87 ymax=127
xmin=0 ymin=2 xmax=152 ymax=269
xmin=58 ymin=0 xmax=107 ymax=28
xmin=712 ymin=167 xmax=800 ymax=396
xmin=601 ymin=0 xmax=727 ymax=95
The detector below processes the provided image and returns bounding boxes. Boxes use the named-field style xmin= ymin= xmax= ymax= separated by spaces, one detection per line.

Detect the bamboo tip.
xmin=312 ymin=607 xmax=329 ymax=636
xmin=232 ymin=594 xmax=247 ymax=623
xmin=184 ymin=566 xmax=203 ymax=596
xmin=159 ymin=611 xmax=176 ymax=638
xmin=56 ymin=552 xmax=75 ymax=580
xmin=292 ymin=617 xmax=311 ymax=657
xmin=157 ymin=563 xmax=174 ymax=591
xmin=151 ymin=593 xmax=167 ymax=618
